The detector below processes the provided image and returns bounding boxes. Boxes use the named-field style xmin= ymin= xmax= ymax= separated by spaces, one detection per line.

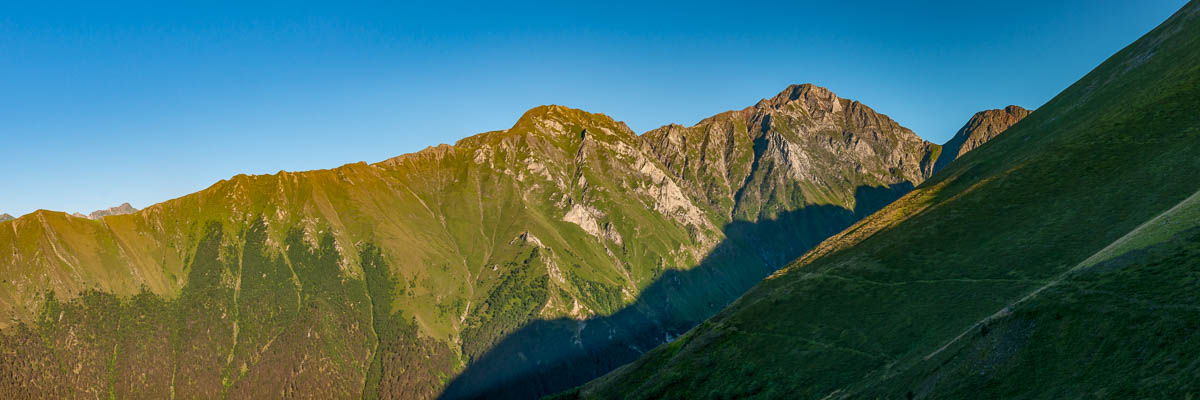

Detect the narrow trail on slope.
xmin=817 ymin=188 xmax=1200 ymax=400
xmin=744 ymin=330 xmax=892 ymax=361
xmin=919 ymin=187 xmax=1200 ymax=362
xmin=796 ymin=272 xmax=1040 ymax=288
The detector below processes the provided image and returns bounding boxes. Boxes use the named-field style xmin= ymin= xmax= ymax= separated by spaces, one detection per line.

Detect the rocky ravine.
xmin=0 ymin=84 xmax=1021 ymax=400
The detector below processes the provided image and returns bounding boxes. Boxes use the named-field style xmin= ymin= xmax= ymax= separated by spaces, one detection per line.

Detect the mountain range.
xmin=2 ymin=2 xmax=1194 ymax=399
xmin=0 ymin=79 xmax=1022 ymax=398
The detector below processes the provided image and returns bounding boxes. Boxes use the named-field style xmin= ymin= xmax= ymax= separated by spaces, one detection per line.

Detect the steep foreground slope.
xmin=855 ymin=189 xmax=1200 ymax=398
xmin=0 ymin=82 xmax=994 ymax=398
xmin=570 ymin=2 xmax=1200 ymax=399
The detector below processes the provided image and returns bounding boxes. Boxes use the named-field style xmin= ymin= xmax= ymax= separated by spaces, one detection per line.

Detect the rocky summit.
xmin=0 ymin=84 xmax=1021 ymax=399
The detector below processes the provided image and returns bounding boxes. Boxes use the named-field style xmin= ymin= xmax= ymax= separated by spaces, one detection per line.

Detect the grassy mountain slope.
xmin=0 ymin=83 xmax=968 ymax=398
xmin=855 ymin=189 xmax=1200 ymax=399
xmin=571 ymin=2 xmax=1200 ymax=399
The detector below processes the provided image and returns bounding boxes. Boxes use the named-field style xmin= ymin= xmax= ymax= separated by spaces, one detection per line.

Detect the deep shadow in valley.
xmin=438 ymin=183 xmax=914 ymax=400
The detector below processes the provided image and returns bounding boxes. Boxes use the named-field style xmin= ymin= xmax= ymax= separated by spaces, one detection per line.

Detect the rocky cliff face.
xmin=643 ymin=83 xmax=940 ymax=224
xmin=0 ymin=214 xmax=12 ymax=223
xmin=0 ymin=85 xmax=1006 ymax=400
xmin=87 ymin=203 xmax=137 ymax=220
xmin=934 ymin=105 xmax=1032 ymax=171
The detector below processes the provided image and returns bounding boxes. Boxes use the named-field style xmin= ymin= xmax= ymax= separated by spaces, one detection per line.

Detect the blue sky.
xmin=0 ymin=1 xmax=1187 ymax=217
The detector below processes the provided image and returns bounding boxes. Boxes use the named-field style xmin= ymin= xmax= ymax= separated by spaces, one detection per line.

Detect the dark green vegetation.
xmin=0 ymin=221 xmax=401 ymax=398
xmin=460 ymin=247 xmax=551 ymax=361
xmin=570 ymin=2 xmax=1200 ymax=399
xmin=363 ymin=242 xmax=459 ymax=400
xmin=857 ymin=193 xmax=1200 ymax=399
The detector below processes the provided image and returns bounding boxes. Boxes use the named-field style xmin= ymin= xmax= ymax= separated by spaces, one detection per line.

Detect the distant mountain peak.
xmin=87 ymin=202 xmax=137 ymax=220
xmin=777 ymin=82 xmax=834 ymax=100
xmin=0 ymin=213 xmax=13 ymax=223
xmin=1002 ymin=104 xmax=1029 ymax=115
xmin=512 ymin=105 xmax=624 ymax=130
xmin=467 ymin=105 xmax=633 ymax=156
xmin=755 ymin=83 xmax=840 ymax=110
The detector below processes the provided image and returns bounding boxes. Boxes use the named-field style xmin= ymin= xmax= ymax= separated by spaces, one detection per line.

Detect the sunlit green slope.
xmin=571 ymin=2 xmax=1200 ymax=399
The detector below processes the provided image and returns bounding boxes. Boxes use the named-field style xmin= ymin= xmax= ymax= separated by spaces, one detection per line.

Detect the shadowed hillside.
xmin=441 ymin=183 xmax=911 ymax=399
xmin=570 ymin=2 xmax=1200 ymax=398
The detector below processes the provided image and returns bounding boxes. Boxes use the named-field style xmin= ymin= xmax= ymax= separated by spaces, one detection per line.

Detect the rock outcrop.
xmin=934 ymin=105 xmax=1032 ymax=171
xmin=87 ymin=202 xmax=137 ymax=219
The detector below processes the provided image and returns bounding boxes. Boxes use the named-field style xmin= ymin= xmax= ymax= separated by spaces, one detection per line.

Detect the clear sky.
xmin=0 ymin=1 xmax=1188 ymax=217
